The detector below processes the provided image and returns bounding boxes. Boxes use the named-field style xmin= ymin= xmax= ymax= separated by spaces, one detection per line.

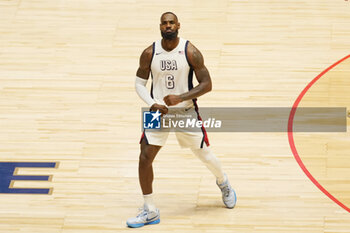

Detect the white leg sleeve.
xmin=191 ymin=145 xmax=225 ymax=182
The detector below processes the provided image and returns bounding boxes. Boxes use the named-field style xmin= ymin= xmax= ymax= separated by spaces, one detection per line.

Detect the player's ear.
xmin=177 ymin=22 xmax=180 ymax=29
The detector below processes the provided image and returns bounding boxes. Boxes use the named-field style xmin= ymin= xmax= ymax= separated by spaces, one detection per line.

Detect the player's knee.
xmin=139 ymin=153 xmax=153 ymax=167
xmin=202 ymin=155 xmax=213 ymax=163
xmin=198 ymin=153 xmax=213 ymax=164
xmin=191 ymin=147 xmax=214 ymax=163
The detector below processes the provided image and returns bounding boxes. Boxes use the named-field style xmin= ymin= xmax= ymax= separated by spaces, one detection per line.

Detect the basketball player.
xmin=127 ymin=12 xmax=236 ymax=228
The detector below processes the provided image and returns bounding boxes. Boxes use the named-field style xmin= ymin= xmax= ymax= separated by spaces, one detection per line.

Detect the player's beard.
xmin=161 ymin=29 xmax=178 ymax=40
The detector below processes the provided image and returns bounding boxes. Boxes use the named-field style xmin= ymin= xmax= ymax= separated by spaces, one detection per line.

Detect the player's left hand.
xmin=163 ymin=95 xmax=183 ymax=106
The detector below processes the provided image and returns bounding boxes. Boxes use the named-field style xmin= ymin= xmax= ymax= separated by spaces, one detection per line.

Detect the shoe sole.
xmin=127 ymin=219 xmax=160 ymax=228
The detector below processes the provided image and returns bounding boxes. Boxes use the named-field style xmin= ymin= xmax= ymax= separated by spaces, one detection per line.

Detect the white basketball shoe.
xmin=216 ymin=174 xmax=237 ymax=209
xmin=126 ymin=205 xmax=160 ymax=228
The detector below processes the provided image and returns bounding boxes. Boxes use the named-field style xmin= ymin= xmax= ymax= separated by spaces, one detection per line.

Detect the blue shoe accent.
xmin=146 ymin=218 xmax=160 ymax=225
xmin=127 ymin=218 xmax=160 ymax=228
xmin=229 ymin=189 xmax=237 ymax=209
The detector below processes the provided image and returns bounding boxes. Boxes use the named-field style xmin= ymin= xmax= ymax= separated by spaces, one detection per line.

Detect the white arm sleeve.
xmin=135 ymin=76 xmax=156 ymax=107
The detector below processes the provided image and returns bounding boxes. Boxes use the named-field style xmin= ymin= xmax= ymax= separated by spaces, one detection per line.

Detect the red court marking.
xmin=288 ymin=54 xmax=350 ymax=213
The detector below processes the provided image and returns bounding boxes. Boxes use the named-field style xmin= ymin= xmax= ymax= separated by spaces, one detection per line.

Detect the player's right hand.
xmin=150 ymin=103 xmax=168 ymax=115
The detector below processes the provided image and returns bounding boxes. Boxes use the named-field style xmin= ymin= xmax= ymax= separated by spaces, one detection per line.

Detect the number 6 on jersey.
xmin=165 ymin=74 xmax=175 ymax=89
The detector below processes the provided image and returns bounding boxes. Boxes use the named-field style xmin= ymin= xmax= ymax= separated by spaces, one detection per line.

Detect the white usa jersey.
xmin=150 ymin=37 xmax=194 ymax=108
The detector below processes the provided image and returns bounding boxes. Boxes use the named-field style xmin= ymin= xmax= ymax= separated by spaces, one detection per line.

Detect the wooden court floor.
xmin=0 ymin=0 xmax=349 ymax=232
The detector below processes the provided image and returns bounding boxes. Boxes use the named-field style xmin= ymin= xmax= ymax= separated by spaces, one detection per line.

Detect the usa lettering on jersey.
xmin=160 ymin=60 xmax=178 ymax=71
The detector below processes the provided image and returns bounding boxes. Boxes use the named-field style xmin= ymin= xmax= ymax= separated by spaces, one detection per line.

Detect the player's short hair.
xmin=160 ymin=12 xmax=178 ymax=22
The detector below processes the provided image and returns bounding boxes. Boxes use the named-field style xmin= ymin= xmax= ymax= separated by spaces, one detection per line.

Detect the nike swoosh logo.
xmin=146 ymin=215 xmax=158 ymax=222
xmin=155 ymin=52 xmax=162 ymax=55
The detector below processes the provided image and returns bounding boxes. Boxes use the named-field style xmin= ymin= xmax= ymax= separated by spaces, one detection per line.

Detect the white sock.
xmin=143 ymin=193 xmax=156 ymax=211
xmin=191 ymin=145 xmax=226 ymax=183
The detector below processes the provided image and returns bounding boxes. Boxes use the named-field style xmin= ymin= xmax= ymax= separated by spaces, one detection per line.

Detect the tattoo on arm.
xmin=179 ymin=42 xmax=212 ymax=101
